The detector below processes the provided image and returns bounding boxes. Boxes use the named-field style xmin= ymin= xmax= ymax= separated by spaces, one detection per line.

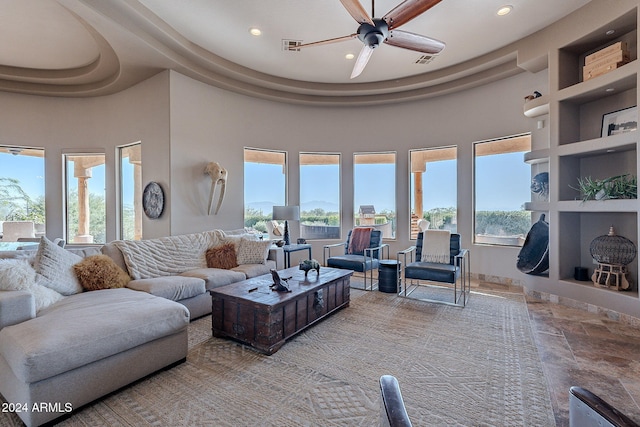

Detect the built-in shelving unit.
xmin=523 ymin=6 xmax=640 ymax=319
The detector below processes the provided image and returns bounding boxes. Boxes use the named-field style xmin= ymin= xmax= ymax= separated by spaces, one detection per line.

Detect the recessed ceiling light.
xmin=605 ymin=87 xmax=615 ymax=92
xmin=249 ymin=27 xmax=262 ymax=36
xmin=497 ymin=5 xmax=513 ymax=16
xmin=606 ymin=29 xmax=616 ymax=36
xmin=345 ymin=53 xmax=355 ymax=60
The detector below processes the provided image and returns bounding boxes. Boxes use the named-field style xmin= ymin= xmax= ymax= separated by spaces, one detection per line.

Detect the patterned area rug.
xmin=1 ymin=289 xmax=555 ymax=426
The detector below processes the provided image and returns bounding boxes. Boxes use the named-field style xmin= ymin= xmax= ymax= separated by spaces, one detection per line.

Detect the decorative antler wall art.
xmin=204 ymin=162 xmax=228 ymax=215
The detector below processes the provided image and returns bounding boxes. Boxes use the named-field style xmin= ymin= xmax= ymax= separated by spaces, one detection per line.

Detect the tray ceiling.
xmin=0 ymin=0 xmax=597 ymax=104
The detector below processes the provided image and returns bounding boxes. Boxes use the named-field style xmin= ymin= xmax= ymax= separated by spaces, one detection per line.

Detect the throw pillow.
xmin=236 ymin=238 xmax=272 ymax=265
xmin=73 ymin=255 xmax=131 ymax=291
xmin=0 ymin=259 xmax=64 ymax=311
xmin=33 ymin=237 xmax=83 ymax=295
xmin=206 ymin=243 xmax=239 ymax=269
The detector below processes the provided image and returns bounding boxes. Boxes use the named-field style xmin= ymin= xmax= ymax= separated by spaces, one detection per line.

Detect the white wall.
xmin=0 ymin=71 xmax=172 ymax=241
xmin=168 ymin=69 xmax=548 ymax=280
xmin=0 ymin=66 xmax=548 ymax=281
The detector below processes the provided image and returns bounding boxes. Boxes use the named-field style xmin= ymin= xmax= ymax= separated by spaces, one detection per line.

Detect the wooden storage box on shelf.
xmin=584 ymin=41 xmax=627 ymax=64
xmin=583 ymin=42 xmax=630 ymax=81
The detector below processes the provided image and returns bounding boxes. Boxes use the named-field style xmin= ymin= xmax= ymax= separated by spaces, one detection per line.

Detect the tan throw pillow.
xmin=73 ymin=255 xmax=131 ymax=291
xmin=206 ymin=243 xmax=239 ymax=270
xmin=237 ymin=238 xmax=272 ymax=265
xmin=33 ymin=236 xmax=83 ymax=295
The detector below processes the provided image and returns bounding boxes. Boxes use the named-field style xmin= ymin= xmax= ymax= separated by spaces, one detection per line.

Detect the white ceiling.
xmin=0 ymin=0 xmax=594 ymax=103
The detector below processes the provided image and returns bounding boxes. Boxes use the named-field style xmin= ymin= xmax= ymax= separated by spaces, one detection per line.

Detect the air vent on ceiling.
xmin=415 ymin=55 xmax=435 ymax=65
xmin=282 ymin=39 xmax=302 ymax=52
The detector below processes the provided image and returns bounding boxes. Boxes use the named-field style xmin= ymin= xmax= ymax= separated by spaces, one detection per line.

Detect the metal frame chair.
xmin=397 ymin=232 xmax=470 ymax=307
xmin=323 ymin=229 xmax=389 ymax=291
xmin=379 ymin=375 xmax=412 ymax=427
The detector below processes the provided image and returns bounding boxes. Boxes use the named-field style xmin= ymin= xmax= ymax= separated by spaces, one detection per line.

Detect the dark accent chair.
xmin=397 ymin=232 xmax=470 ymax=307
xmin=569 ymin=386 xmax=639 ymax=427
xmin=379 ymin=375 xmax=412 ymax=427
xmin=323 ymin=229 xmax=389 ymax=291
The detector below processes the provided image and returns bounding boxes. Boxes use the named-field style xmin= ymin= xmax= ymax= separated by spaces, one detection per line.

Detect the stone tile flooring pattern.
xmin=475 ymin=280 xmax=640 ymax=427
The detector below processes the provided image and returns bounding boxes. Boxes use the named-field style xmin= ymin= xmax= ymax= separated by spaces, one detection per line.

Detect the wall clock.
xmin=142 ymin=181 xmax=164 ymax=219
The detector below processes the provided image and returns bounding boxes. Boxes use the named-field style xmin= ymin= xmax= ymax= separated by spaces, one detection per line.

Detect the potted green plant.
xmin=572 ymin=174 xmax=637 ymax=202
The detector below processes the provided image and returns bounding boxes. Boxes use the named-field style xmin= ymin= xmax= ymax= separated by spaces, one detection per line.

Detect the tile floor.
xmin=475 ymin=280 xmax=640 ymax=427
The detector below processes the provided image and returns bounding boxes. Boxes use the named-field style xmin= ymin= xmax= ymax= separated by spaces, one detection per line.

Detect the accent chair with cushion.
xmin=323 ymin=228 xmax=388 ymax=291
xmin=397 ymin=230 xmax=470 ymax=307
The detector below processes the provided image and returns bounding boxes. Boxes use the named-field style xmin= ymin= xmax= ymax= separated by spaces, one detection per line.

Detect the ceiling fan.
xmin=296 ymin=0 xmax=445 ymax=79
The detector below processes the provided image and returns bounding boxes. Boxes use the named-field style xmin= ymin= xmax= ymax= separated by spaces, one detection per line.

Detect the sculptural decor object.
xmin=142 ymin=182 xmax=164 ymax=219
xmin=299 ymin=259 xmax=320 ymax=277
xmin=530 ymin=172 xmax=549 ymax=200
xmin=590 ymin=226 xmax=637 ymax=290
xmin=270 ymin=269 xmax=292 ymax=292
xmin=204 ymin=162 xmax=228 ymax=215
xmin=517 ymin=214 xmax=549 ymax=275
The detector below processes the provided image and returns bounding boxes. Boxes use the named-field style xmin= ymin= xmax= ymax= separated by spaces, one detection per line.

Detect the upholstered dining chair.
xmin=397 ymin=230 xmax=470 ymax=307
xmin=323 ymin=228 xmax=389 ymax=291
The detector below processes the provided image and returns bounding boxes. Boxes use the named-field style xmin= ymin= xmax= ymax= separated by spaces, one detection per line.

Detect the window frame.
xmin=63 ymin=150 xmax=106 ymax=245
xmin=0 ymin=145 xmax=46 ymax=236
xmin=117 ymin=142 xmax=142 ymax=241
xmin=299 ymin=152 xmax=341 ymax=241
xmin=353 ymin=151 xmax=397 ymax=240
xmin=243 ymin=147 xmax=288 ymax=234
xmin=408 ymin=146 xmax=458 ymax=240
xmin=472 ymin=133 xmax=532 ymax=247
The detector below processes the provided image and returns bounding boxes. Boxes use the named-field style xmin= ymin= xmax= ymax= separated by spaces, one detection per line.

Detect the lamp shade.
xmin=272 ymin=206 xmax=299 ymax=221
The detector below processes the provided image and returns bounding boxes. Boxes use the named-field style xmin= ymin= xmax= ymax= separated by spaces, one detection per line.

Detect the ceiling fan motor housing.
xmin=357 ymin=19 xmax=389 ymax=48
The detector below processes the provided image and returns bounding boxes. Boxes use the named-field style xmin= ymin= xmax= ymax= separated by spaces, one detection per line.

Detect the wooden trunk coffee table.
xmin=209 ymin=266 xmax=352 ymax=355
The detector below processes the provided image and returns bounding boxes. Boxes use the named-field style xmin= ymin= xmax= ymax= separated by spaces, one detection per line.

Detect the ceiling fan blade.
xmin=296 ymin=34 xmax=357 ymax=49
xmin=385 ymin=29 xmax=445 ymax=54
xmin=382 ymin=0 xmax=442 ymax=29
xmin=339 ymin=0 xmax=374 ymax=25
xmin=351 ymin=44 xmax=375 ymax=79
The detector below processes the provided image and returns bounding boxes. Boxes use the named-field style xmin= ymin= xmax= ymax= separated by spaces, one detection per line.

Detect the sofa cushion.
xmin=206 ymin=243 xmax=238 ymax=270
xmin=33 ymin=237 xmax=83 ymax=295
xmin=233 ymin=260 xmax=277 ymax=279
xmin=237 ymin=238 xmax=272 ymax=265
xmin=0 ymin=288 xmax=189 ymax=383
xmin=180 ymin=268 xmax=246 ymax=290
xmin=0 ymin=259 xmax=63 ymax=311
xmin=74 ymin=255 xmax=131 ymax=291
xmin=101 ymin=242 xmax=129 ymax=273
xmin=126 ymin=276 xmax=206 ymax=301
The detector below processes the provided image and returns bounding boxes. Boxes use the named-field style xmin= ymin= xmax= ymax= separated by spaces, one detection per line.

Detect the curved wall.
xmin=0 ymin=67 xmax=547 ymax=283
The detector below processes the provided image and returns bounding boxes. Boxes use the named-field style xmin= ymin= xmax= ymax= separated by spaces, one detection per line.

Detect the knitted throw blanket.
xmin=421 ymin=230 xmax=451 ymax=264
xmin=348 ymin=227 xmax=372 ymax=255
xmin=113 ymin=231 xmax=218 ymax=279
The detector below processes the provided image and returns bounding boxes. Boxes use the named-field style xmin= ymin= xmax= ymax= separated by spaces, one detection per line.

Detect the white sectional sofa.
xmin=0 ymin=229 xmax=284 ymax=426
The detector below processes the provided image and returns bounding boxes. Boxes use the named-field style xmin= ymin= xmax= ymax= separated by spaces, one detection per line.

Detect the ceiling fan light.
xmin=497 ymin=5 xmax=513 ymax=16
xmin=249 ymin=27 xmax=262 ymax=36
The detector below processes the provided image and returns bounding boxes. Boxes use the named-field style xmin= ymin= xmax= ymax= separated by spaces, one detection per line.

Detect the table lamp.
xmin=272 ymin=205 xmax=299 ymax=246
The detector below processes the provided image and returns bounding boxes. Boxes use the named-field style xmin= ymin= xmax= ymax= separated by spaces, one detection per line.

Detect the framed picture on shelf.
xmin=601 ymin=106 xmax=637 ymax=137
